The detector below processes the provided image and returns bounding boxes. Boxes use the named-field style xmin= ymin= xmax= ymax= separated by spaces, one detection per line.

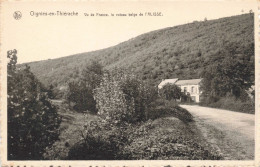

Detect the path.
xmin=180 ymin=105 xmax=255 ymax=160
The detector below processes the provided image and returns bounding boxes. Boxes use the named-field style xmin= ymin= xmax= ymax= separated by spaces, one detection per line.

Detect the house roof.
xmin=175 ymin=79 xmax=202 ymax=86
xmin=158 ymin=78 xmax=178 ymax=89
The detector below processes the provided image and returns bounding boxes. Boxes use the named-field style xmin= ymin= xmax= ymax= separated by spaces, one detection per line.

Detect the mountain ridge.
xmin=24 ymin=13 xmax=254 ymax=89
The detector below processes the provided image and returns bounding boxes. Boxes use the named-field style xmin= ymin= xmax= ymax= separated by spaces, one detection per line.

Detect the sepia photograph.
xmin=0 ymin=1 xmax=259 ymax=166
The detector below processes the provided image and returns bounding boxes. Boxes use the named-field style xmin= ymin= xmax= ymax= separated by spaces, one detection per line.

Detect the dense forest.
xmin=24 ymin=13 xmax=254 ymax=92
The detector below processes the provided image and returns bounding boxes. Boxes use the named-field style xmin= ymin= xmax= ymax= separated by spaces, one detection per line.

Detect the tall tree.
xmin=81 ymin=60 xmax=103 ymax=89
xmin=66 ymin=60 xmax=103 ymax=113
xmin=8 ymin=50 xmax=61 ymax=160
xmin=201 ymin=55 xmax=253 ymax=99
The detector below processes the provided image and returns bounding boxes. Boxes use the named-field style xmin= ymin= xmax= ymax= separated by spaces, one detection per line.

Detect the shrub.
xmin=7 ymin=50 xmax=61 ymax=160
xmin=120 ymin=118 xmax=222 ymax=160
xmin=67 ymin=69 xmax=160 ymax=159
xmin=160 ymin=83 xmax=182 ymax=101
xmin=67 ymin=112 xmax=194 ymax=160
xmin=200 ymin=95 xmax=254 ymax=114
xmin=67 ymin=116 xmax=130 ymax=160
xmin=67 ymin=69 xmax=195 ymax=160
xmin=93 ymin=69 xmax=157 ymax=124
xmin=148 ymin=99 xmax=193 ymax=123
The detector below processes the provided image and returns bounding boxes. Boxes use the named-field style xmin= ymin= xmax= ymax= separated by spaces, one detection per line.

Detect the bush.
xmin=159 ymin=83 xmax=182 ymax=101
xmin=67 ymin=116 xmax=130 ymax=160
xmin=120 ymin=118 xmax=222 ymax=160
xmin=148 ymin=99 xmax=193 ymax=123
xmin=200 ymin=95 xmax=254 ymax=114
xmin=7 ymin=50 xmax=61 ymax=160
xmin=67 ymin=115 xmax=196 ymax=160
xmin=67 ymin=68 xmax=159 ymax=159
xmin=67 ymin=69 xmax=195 ymax=160
xmin=93 ymin=69 xmax=157 ymax=124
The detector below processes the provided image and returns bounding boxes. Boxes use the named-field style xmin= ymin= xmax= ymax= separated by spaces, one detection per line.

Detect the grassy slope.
xmin=25 ymin=13 xmax=254 ymax=88
xmin=122 ymin=117 xmax=223 ymax=160
xmin=43 ymin=100 xmax=98 ymax=159
xmin=44 ymin=101 xmax=222 ymax=160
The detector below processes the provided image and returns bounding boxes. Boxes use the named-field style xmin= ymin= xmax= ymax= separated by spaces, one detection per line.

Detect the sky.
xmin=1 ymin=1 xmax=257 ymax=64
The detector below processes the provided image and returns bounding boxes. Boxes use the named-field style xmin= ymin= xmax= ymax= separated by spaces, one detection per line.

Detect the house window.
xmin=191 ymin=87 xmax=194 ymax=93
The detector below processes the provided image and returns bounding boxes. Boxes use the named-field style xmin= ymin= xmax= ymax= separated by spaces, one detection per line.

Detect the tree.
xmin=201 ymin=55 xmax=253 ymax=99
xmin=160 ymin=83 xmax=182 ymax=101
xmin=81 ymin=60 xmax=103 ymax=89
xmin=65 ymin=60 xmax=103 ymax=113
xmin=47 ymin=84 xmax=55 ymax=99
xmin=7 ymin=50 xmax=61 ymax=160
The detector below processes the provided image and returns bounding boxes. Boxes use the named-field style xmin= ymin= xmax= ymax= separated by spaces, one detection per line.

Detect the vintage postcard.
xmin=0 ymin=0 xmax=259 ymax=166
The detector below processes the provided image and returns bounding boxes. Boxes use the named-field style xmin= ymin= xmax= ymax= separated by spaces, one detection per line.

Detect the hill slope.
xmin=25 ymin=13 xmax=254 ymax=89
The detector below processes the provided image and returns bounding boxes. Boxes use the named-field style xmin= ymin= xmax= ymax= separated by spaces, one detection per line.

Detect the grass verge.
xmin=120 ymin=117 xmax=223 ymax=160
xmin=44 ymin=100 xmax=223 ymax=160
xmin=200 ymin=97 xmax=255 ymax=114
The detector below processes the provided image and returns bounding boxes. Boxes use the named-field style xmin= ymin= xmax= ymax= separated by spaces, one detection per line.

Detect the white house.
xmin=158 ymin=78 xmax=203 ymax=103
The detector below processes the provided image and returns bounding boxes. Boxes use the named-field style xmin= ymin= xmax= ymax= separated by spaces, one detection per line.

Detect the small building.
xmin=158 ymin=78 xmax=203 ymax=103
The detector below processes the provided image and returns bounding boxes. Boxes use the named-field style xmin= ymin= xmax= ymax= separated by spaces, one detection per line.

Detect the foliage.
xmin=201 ymin=55 xmax=253 ymax=98
xmin=160 ymin=83 xmax=182 ymax=101
xmin=43 ymin=101 xmax=100 ymax=160
xmin=66 ymin=69 xmax=158 ymax=159
xmin=14 ymin=13 xmax=255 ymax=159
xmin=65 ymin=70 xmax=197 ymax=160
xmin=120 ymin=118 xmax=223 ymax=160
xmin=65 ymin=81 xmax=96 ymax=112
xmin=67 ymin=115 xmax=221 ymax=160
xmin=200 ymin=44 xmax=254 ymax=112
xmin=25 ymin=14 xmax=254 ymax=92
xmin=7 ymin=50 xmax=61 ymax=160
xmin=65 ymin=61 xmax=103 ymax=113
xmin=81 ymin=60 xmax=103 ymax=89
xmin=200 ymin=95 xmax=255 ymax=114
xmin=65 ymin=114 xmax=220 ymax=160
xmin=148 ymin=99 xmax=193 ymax=123
xmin=93 ymin=69 xmax=158 ymax=124
xmin=180 ymin=92 xmax=192 ymax=103
xmin=67 ymin=116 xmax=129 ymax=160
xmin=46 ymin=84 xmax=55 ymax=99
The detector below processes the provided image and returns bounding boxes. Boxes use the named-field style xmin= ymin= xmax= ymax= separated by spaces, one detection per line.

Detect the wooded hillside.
xmin=24 ymin=13 xmax=254 ymax=89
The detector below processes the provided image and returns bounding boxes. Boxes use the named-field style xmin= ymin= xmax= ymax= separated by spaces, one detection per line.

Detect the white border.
xmin=0 ymin=1 xmax=259 ymax=166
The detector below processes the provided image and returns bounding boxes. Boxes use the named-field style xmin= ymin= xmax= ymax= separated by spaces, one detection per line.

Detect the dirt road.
xmin=180 ymin=105 xmax=255 ymax=160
